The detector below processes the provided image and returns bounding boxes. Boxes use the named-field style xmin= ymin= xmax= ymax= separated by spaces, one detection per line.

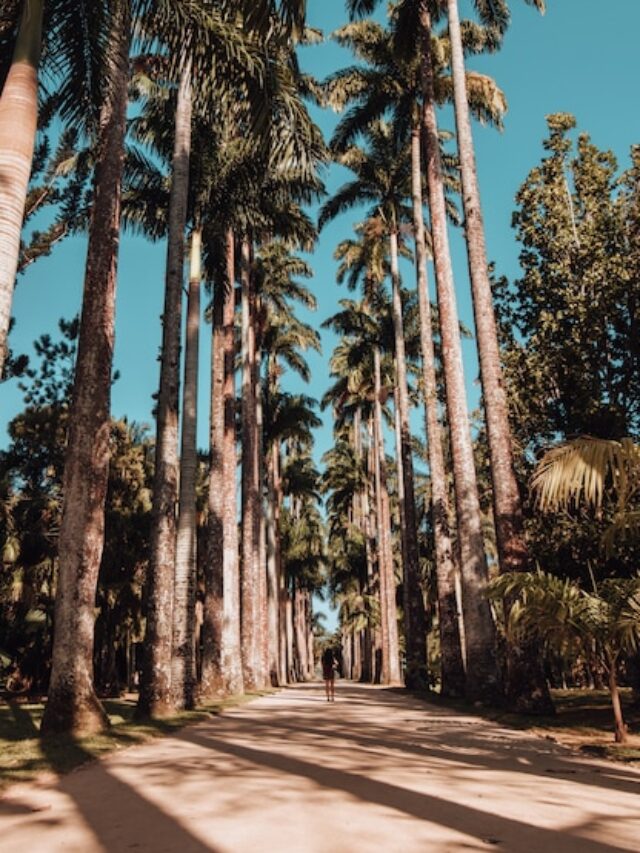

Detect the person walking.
xmin=321 ymin=647 xmax=337 ymax=702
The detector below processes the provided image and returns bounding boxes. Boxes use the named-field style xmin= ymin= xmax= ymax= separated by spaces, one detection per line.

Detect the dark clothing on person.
xmin=322 ymin=649 xmax=336 ymax=681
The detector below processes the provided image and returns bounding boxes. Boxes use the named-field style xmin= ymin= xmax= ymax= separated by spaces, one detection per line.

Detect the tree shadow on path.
xmin=231 ymin=703 xmax=640 ymax=800
xmin=179 ymin=726 xmax=635 ymax=853
xmin=0 ymin=734 xmax=221 ymax=853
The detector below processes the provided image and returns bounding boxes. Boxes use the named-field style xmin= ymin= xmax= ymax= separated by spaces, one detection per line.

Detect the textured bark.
xmin=389 ymin=230 xmax=428 ymax=687
xmin=419 ymin=1 xmax=499 ymax=701
xmin=354 ymin=408 xmax=373 ymax=683
xmin=221 ymin=231 xmax=243 ymax=695
xmin=608 ymin=660 xmax=628 ymax=744
xmin=266 ymin=441 xmax=281 ymax=685
xmin=305 ymin=591 xmax=315 ymax=680
xmin=200 ymin=273 xmax=225 ymax=699
xmin=285 ymin=590 xmax=294 ymax=682
xmin=255 ymin=327 xmax=269 ymax=688
xmin=171 ymin=227 xmax=201 ymax=710
xmin=138 ymin=54 xmax=192 ymax=718
xmin=446 ymin=0 xmax=552 ymax=713
xmin=240 ymin=237 xmax=262 ymax=690
xmin=373 ymin=349 xmax=402 ymax=685
xmin=41 ymin=1 xmax=130 ymax=736
xmin=0 ymin=0 xmax=43 ymax=378
xmin=293 ymin=583 xmax=309 ymax=679
xmin=410 ymin=123 xmax=466 ymax=698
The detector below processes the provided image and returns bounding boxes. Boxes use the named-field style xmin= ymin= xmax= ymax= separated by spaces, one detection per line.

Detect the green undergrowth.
xmin=421 ymin=687 xmax=640 ymax=764
xmin=0 ymin=690 xmax=269 ymax=790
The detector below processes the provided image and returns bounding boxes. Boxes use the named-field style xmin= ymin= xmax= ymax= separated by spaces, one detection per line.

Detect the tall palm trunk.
xmin=353 ymin=407 xmax=373 ymax=683
xmin=221 ymin=230 xmax=243 ymax=694
xmin=201 ymin=260 xmax=225 ymax=698
xmin=389 ymin=229 xmax=427 ymax=687
xmin=373 ymin=348 xmax=402 ymax=685
xmin=240 ymin=236 xmax=262 ymax=689
xmin=255 ymin=318 xmax=269 ymax=686
xmin=293 ymin=582 xmax=309 ymax=679
xmin=410 ymin=122 xmax=465 ymax=697
xmin=446 ymin=0 xmax=552 ymax=713
xmin=419 ymin=1 xmax=499 ymax=701
xmin=138 ymin=53 xmax=193 ymax=717
xmin=171 ymin=227 xmax=201 ymax=709
xmin=266 ymin=440 xmax=281 ymax=684
xmin=41 ymin=1 xmax=131 ymax=735
xmin=285 ymin=585 xmax=294 ymax=681
xmin=0 ymin=0 xmax=43 ymax=378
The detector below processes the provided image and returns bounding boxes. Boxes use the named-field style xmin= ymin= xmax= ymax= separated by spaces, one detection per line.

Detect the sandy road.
xmin=1 ymin=683 xmax=639 ymax=852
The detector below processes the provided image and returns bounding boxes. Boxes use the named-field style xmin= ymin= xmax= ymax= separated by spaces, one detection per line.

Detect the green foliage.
xmin=494 ymin=115 xmax=640 ymax=583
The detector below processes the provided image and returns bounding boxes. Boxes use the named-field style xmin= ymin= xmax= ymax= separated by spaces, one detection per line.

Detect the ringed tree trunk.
xmin=41 ymin=0 xmax=131 ymax=736
xmin=353 ymin=407 xmax=373 ymax=683
xmin=266 ymin=440 xmax=281 ymax=684
xmin=138 ymin=52 xmax=193 ymax=718
xmin=389 ymin=228 xmax=428 ymax=688
xmin=200 ymin=270 xmax=226 ymax=699
xmin=171 ymin=226 xmax=201 ymax=710
xmin=419 ymin=1 xmax=499 ymax=702
xmin=0 ymin=0 xmax=43 ymax=378
xmin=255 ymin=312 xmax=269 ymax=687
xmin=373 ymin=347 xmax=402 ymax=685
xmin=221 ymin=230 xmax=243 ymax=694
xmin=410 ymin=121 xmax=465 ymax=697
xmin=606 ymin=655 xmax=628 ymax=744
xmin=446 ymin=0 xmax=552 ymax=714
xmin=240 ymin=235 xmax=262 ymax=690
xmin=293 ymin=582 xmax=309 ymax=679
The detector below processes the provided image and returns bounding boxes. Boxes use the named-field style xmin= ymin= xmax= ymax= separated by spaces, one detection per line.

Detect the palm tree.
xmin=416 ymin=0 xmax=500 ymax=700
xmin=259 ymin=244 xmax=320 ymax=683
xmin=0 ymin=0 xmax=43 ymax=377
xmin=207 ymin=227 xmax=244 ymax=697
xmin=138 ymin=47 xmax=193 ymax=718
xmin=170 ymin=225 xmax=201 ymax=710
xmin=41 ymin=0 xmax=132 ymax=735
xmin=327 ymin=15 xmax=502 ymax=697
xmin=489 ymin=570 xmax=640 ymax=743
xmin=444 ymin=0 xmax=551 ymax=711
xmin=532 ymin=436 xmax=640 ymax=552
xmin=320 ymin=122 xmax=428 ymax=686
xmin=323 ymin=297 xmax=402 ymax=685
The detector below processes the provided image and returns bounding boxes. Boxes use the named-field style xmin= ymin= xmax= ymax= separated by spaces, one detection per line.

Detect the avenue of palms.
xmin=1 ymin=2 xmax=640 ymax=846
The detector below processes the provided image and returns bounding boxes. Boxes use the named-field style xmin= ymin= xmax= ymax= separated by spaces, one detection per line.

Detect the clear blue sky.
xmin=3 ymin=0 xmax=640 ymax=462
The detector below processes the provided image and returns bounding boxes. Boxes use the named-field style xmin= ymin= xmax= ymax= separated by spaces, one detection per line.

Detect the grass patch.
xmin=0 ymin=690 xmax=266 ymax=790
xmin=423 ymin=688 xmax=640 ymax=764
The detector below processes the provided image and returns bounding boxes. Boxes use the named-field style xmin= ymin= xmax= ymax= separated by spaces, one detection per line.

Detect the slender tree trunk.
xmin=0 ymin=0 xmax=43 ymax=378
xmin=607 ymin=658 xmax=628 ymax=744
xmin=389 ymin=229 xmax=427 ymax=688
xmin=410 ymin=123 xmax=466 ymax=698
xmin=171 ymin=227 xmax=201 ymax=710
xmin=366 ymin=421 xmax=382 ymax=684
xmin=353 ymin=407 xmax=373 ymax=683
xmin=293 ymin=584 xmax=309 ymax=679
xmin=285 ymin=588 xmax=294 ymax=682
xmin=240 ymin=236 xmax=261 ymax=690
xmin=419 ymin=2 xmax=499 ymax=702
xmin=446 ymin=0 xmax=552 ymax=713
xmin=373 ymin=349 xmax=402 ymax=685
xmin=200 ymin=269 xmax=225 ymax=698
xmin=41 ymin=1 xmax=131 ymax=736
xmin=255 ymin=326 xmax=269 ymax=688
xmin=305 ymin=592 xmax=315 ymax=680
xmin=221 ymin=231 xmax=243 ymax=695
xmin=266 ymin=441 xmax=281 ymax=684
xmin=138 ymin=53 xmax=193 ymax=718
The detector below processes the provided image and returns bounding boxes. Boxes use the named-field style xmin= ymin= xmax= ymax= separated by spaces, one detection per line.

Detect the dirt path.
xmin=1 ymin=683 xmax=639 ymax=852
